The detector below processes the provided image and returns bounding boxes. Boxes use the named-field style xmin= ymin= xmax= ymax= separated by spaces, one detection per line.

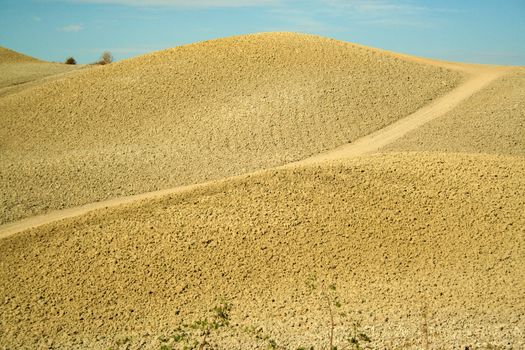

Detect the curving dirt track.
xmin=1 ymin=153 xmax=524 ymax=349
xmin=0 ymin=61 xmax=510 ymax=240
xmin=384 ymin=67 xmax=525 ymax=156
xmin=1 ymin=35 xmax=522 ymax=349
xmin=299 ymin=65 xmax=509 ymax=164
xmin=0 ymin=33 xmax=464 ymax=225
xmin=0 ymin=66 xmax=86 ymax=98
xmin=0 ymin=47 xmax=81 ymax=93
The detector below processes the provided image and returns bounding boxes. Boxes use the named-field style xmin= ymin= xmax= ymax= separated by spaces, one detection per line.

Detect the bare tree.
xmin=99 ymin=51 xmax=113 ymax=65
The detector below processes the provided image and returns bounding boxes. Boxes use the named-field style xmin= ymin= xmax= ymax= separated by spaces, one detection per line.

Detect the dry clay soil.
xmin=0 ymin=47 xmax=80 ymax=92
xmin=0 ymin=33 xmax=463 ymax=224
xmin=384 ymin=67 xmax=525 ymax=155
xmin=1 ymin=34 xmax=524 ymax=350
xmin=0 ymin=153 xmax=524 ymax=349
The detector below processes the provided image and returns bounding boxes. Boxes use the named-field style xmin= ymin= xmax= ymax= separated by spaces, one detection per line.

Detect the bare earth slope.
xmin=1 ymin=153 xmax=523 ymax=349
xmin=0 ymin=47 xmax=41 ymax=63
xmin=301 ymin=65 xmax=508 ymax=164
xmin=0 ymin=63 xmax=505 ymax=239
xmin=384 ymin=67 xmax=525 ymax=155
xmin=0 ymin=47 xmax=79 ymax=90
xmin=0 ymin=33 xmax=463 ymax=224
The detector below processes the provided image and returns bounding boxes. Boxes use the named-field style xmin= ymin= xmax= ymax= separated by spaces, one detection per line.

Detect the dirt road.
xmin=0 ymin=63 xmax=510 ymax=240
xmin=298 ymin=66 xmax=509 ymax=164
xmin=0 ymin=66 xmax=86 ymax=98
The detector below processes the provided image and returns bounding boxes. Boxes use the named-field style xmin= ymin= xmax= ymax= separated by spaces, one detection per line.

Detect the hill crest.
xmin=0 ymin=32 xmax=463 ymax=224
xmin=0 ymin=46 xmax=41 ymax=64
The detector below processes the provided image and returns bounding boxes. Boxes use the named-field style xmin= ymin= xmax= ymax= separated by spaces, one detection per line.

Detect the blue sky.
xmin=1 ymin=0 xmax=524 ymax=65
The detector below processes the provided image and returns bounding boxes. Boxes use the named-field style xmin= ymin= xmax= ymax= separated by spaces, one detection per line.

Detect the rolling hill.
xmin=1 ymin=32 xmax=522 ymax=350
xmin=0 ymin=46 xmax=41 ymax=63
xmin=0 ymin=33 xmax=463 ymax=224
xmin=1 ymin=153 xmax=523 ymax=349
xmin=0 ymin=46 xmax=80 ymax=91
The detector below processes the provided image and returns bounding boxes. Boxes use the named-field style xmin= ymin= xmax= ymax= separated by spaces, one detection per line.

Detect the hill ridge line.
xmin=0 ymin=64 xmax=510 ymax=239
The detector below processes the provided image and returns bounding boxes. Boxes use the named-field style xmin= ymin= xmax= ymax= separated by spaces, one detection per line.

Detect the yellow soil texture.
xmin=1 ymin=153 xmax=523 ymax=349
xmin=384 ymin=67 xmax=525 ymax=156
xmin=0 ymin=47 xmax=79 ymax=91
xmin=0 ymin=33 xmax=463 ymax=225
xmin=0 ymin=46 xmax=40 ymax=63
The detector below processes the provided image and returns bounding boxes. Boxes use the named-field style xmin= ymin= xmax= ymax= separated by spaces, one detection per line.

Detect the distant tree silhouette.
xmin=64 ymin=57 xmax=76 ymax=65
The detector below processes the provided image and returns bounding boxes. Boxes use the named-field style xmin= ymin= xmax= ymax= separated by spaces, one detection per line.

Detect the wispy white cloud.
xmin=318 ymin=0 xmax=454 ymax=27
xmin=264 ymin=0 xmax=442 ymax=32
xmin=321 ymin=0 xmax=426 ymax=14
xmin=98 ymin=47 xmax=155 ymax=54
xmin=269 ymin=7 xmax=340 ymax=33
xmin=359 ymin=17 xmax=430 ymax=27
xmin=62 ymin=0 xmax=279 ymax=7
xmin=59 ymin=24 xmax=83 ymax=32
xmin=32 ymin=16 xmax=43 ymax=22
xmin=80 ymin=45 xmax=167 ymax=55
xmin=436 ymin=49 xmax=525 ymax=65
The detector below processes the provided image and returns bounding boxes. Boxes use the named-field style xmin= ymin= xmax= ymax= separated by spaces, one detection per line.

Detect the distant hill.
xmin=0 ymin=46 xmax=80 ymax=90
xmin=0 ymin=46 xmax=41 ymax=63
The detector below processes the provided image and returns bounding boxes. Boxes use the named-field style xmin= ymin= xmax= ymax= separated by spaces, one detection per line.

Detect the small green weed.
xmin=159 ymin=278 xmax=374 ymax=349
xmin=159 ymin=302 xmax=231 ymax=349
